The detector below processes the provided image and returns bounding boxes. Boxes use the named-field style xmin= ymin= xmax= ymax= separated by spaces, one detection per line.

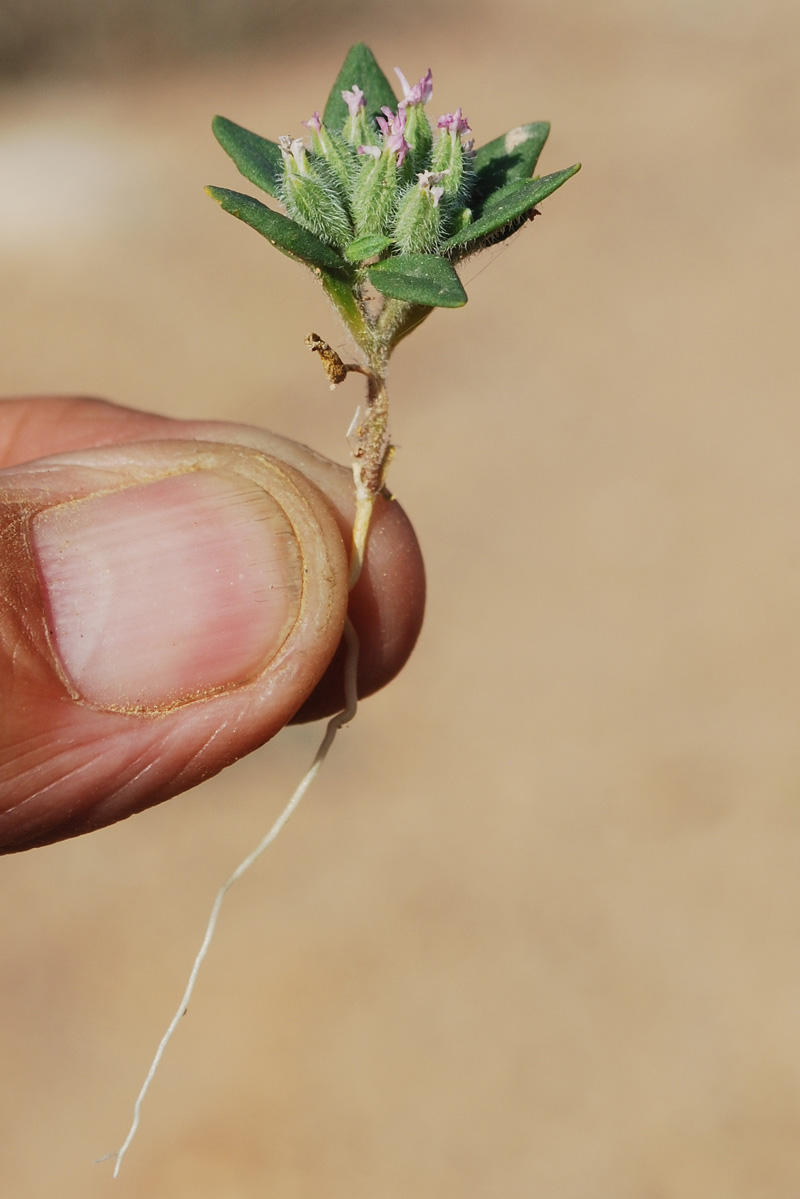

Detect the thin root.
xmin=110 ymin=616 xmax=362 ymax=1177
xmin=109 ymin=355 xmax=385 ymax=1178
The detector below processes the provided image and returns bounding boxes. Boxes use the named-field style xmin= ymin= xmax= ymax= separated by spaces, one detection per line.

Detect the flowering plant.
xmin=111 ymin=45 xmax=579 ymax=1174
xmin=207 ymin=42 xmax=580 ymax=573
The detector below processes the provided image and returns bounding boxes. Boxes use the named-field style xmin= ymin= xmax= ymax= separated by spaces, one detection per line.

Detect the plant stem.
xmin=304 ymin=319 xmax=393 ymax=584
xmin=346 ymin=369 xmax=391 ymax=587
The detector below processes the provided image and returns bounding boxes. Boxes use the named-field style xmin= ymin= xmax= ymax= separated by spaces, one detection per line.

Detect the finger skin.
xmin=0 ymin=395 xmax=426 ymax=714
xmin=0 ymin=397 xmax=425 ymax=851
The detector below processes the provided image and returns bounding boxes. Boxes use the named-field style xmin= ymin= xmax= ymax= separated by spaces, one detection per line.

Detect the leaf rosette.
xmin=207 ymin=42 xmax=580 ymax=360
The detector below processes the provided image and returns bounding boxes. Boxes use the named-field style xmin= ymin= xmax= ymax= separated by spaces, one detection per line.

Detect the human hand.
xmin=0 ymin=396 xmax=425 ymax=853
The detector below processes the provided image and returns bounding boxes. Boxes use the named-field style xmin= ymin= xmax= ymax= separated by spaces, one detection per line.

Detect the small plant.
xmin=109 ymin=42 xmax=579 ymax=1175
xmin=206 ymin=42 xmax=579 ymax=577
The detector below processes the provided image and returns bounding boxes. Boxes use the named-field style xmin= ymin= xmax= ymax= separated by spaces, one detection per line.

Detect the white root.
xmin=110 ymin=481 xmax=376 ymax=1176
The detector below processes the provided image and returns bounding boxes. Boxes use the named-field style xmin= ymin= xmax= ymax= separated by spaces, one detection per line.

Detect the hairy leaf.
xmin=212 ymin=116 xmax=283 ymax=200
xmin=345 ymin=233 xmax=393 ymax=263
xmin=473 ymin=121 xmax=550 ymax=201
xmin=367 ymin=253 xmax=467 ymax=308
xmin=442 ymin=164 xmax=581 ymax=255
xmin=320 ymin=270 xmax=372 ymax=341
xmin=323 ymin=43 xmax=398 ymax=133
xmin=205 ymin=186 xmax=348 ymax=271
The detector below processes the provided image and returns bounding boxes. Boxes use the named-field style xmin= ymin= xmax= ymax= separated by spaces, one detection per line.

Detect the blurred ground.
xmin=2 ymin=2 xmax=800 ymax=1196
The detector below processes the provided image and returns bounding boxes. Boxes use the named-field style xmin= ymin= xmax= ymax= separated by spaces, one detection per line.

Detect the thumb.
xmin=0 ymin=438 xmax=348 ymax=852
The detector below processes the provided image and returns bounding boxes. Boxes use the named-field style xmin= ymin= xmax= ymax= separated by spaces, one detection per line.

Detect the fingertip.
xmin=0 ymin=440 xmax=348 ymax=850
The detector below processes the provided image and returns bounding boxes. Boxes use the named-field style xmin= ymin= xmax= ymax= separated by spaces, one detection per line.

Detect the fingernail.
xmin=31 ymin=469 xmax=302 ymax=711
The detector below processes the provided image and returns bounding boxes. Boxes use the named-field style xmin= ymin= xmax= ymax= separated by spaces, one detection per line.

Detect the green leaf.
xmin=212 ymin=116 xmax=283 ymax=200
xmin=320 ymin=270 xmax=371 ymax=343
xmin=344 ymin=233 xmax=393 ymax=263
xmin=367 ymin=254 xmax=467 ymax=308
xmin=473 ymin=122 xmax=550 ymax=201
xmin=323 ymin=43 xmax=398 ymax=133
xmin=381 ymin=301 xmax=435 ymax=348
xmin=206 ymin=186 xmax=349 ymax=271
xmin=441 ymin=164 xmax=581 ymax=255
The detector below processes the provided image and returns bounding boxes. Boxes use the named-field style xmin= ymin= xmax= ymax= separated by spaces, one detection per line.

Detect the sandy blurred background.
xmin=2 ymin=0 xmax=800 ymax=1195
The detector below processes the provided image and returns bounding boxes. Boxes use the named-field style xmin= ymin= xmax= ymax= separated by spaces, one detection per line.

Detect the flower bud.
xmin=395 ymin=67 xmax=434 ymax=173
xmin=351 ymin=150 xmax=399 ymax=238
xmin=431 ymin=109 xmax=474 ymax=202
xmin=302 ymin=111 xmax=358 ymax=195
xmin=341 ymin=85 xmax=377 ymax=150
xmin=376 ymin=107 xmax=411 ymax=168
xmin=401 ymin=105 xmax=434 ymax=174
xmin=393 ymin=171 xmax=448 ymax=253
xmin=279 ymin=135 xmax=352 ymax=248
xmin=394 ymin=67 xmax=434 ymax=107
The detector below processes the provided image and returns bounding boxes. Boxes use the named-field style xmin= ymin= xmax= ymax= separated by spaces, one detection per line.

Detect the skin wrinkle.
xmin=0 ymin=719 xmax=181 ymax=844
xmin=80 ymin=723 xmax=233 ymax=835
xmin=0 ymin=704 xmax=186 ymax=843
xmin=152 ymin=726 xmax=231 ymax=792
xmin=3 ymin=747 xmax=106 ymax=808
xmin=1 ymin=729 xmax=70 ymax=771
xmin=0 ymin=700 xmax=126 ymax=785
xmin=1 ymin=727 xmax=127 ymax=800
xmin=35 ymin=677 xmax=288 ymax=839
xmin=63 ymin=623 xmax=317 ymax=834
xmin=120 ymin=723 xmax=226 ymax=795
xmin=3 ymin=694 xmax=190 ymax=809
xmin=97 ymin=748 xmax=162 ymax=798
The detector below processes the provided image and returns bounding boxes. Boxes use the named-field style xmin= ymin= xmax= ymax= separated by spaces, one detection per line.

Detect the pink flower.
xmin=376 ymin=106 xmax=410 ymax=166
xmin=417 ymin=169 xmax=449 ymax=207
xmin=278 ymin=135 xmax=307 ymax=172
xmin=437 ymin=108 xmax=472 ymax=138
xmin=357 ymin=144 xmax=381 ymax=158
xmin=342 ymin=85 xmax=366 ymax=118
xmin=394 ymin=67 xmax=434 ymax=107
xmin=302 ymin=111 xmax=323 ymax=133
